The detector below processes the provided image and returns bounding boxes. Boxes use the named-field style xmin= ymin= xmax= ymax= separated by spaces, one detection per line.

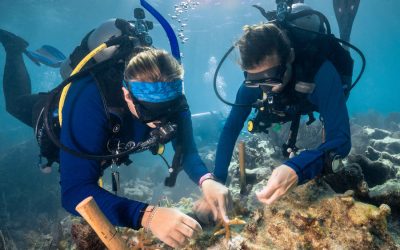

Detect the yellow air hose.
xmin=58 ymin=43 xmax=108 ymax=125
xmin=57 ymin=43 xmax=108 ymax=187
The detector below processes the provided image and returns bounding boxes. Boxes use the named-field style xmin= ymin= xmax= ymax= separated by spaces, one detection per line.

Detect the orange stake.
xmin=238 ymin=141 xmax=247 ymax=194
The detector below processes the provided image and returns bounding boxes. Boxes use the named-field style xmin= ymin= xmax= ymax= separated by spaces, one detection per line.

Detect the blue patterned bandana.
xmin=123 ymin=79 xmax=183 ymax=103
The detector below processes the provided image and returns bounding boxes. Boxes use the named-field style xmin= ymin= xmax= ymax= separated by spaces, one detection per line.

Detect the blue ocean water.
xmin=0 ymin=0 xmax=399 ymax=248
xmin=1 ymin=0 xmax=399 ymax=121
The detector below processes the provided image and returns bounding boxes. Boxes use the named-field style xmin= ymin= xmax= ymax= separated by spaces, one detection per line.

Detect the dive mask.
xmin=123 ymin=79 xmax=186 ymax=123
xmin=244 ymin=64 xmax=286 ymax=91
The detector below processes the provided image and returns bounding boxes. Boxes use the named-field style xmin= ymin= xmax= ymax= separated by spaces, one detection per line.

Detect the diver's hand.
xmin=142 ymin=206 xmax=202 ymax=248
xmin=256 ymin=164 xmax=298 ymax=205
xmin=200 ymin=179 xmax=231 ymax=223
xmin=193 ymin=196 xmax=214 ymax=225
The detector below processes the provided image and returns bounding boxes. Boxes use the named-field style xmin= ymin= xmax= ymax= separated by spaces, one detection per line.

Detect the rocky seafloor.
xmin=0 ymin=111 xmax=400 ymax=249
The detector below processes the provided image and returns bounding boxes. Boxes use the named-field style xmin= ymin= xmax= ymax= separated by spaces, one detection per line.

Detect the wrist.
xmin=199 ymin=173 xmax=215 ymax=188
xmin=140 ymin=205 xmax=156 ymax=229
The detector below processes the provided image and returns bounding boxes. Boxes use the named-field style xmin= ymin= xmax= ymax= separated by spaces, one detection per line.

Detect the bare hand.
xmin=199 ymin=179 xmax=231 ymax=223
xmin=142 ymin=206 xmax=202 ymax=248
xmin=256 ymin=165 xmax=298 ymax=205
xmin=193 ymin=196 xmax=214 ymax=225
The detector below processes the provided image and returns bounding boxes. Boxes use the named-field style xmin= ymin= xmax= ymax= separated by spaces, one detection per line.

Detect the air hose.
xmin=213 ymin=9 xmax=366 ymax=107
xmin=58 ymin=43 xmax=108 ymax=125
xmin=44 ymin=37 xmax=160 ymax=161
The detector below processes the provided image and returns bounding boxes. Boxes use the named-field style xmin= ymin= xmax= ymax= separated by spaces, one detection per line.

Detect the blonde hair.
xmin=124 ymin=48 xmax=183 ymax=82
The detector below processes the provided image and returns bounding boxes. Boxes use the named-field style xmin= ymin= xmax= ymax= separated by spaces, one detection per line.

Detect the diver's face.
xmin=122 ymin=87 xmax=158 ymax=128
xmin=246 ymin=52 xmax=293 ymax=93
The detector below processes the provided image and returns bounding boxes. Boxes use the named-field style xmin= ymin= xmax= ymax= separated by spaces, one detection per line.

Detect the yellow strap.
xmin=58 ymin=43 xmax=108 ymax=125
xmin=260 ymin=92 xmax=267 ymax=111
xmin=247 ymin=120 xmax=254 ymax=132
xmin=98 ymin=177 xmax=103 ymax=188
xmin=157 ymin=144 xmax=165 ymax=155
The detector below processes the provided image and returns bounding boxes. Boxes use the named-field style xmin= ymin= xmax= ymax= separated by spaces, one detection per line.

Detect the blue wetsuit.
xmin=60 ymin=75 xmax=208 ymax=229
xmin=214 ymin=60 xmax=351 ymax=184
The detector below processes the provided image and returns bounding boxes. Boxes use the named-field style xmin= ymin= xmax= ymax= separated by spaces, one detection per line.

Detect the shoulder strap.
xmin=92 ymin=62 xmax=128 ymax=110
xmin=290 ymin=30 xmax=353 ymax=94
xmin=164 ymin=145 xmax=184 ymax=187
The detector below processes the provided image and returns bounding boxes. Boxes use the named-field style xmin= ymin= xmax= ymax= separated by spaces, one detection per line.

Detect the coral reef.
xmin=180 ymin=113 xmax=400 ymax=249
xmin=0 ymin=139 xmax=66 ymax=249
xmin=255 ymin=181 xmax=396 ymax=249
xmin=70 ymin=221 xmax=106 ymax=250
xmin=122 ymin=178 xmax=155 ymax=203
xmin=329 ymin=125 xmax=400 ymax=212
xmin=227 ymin=135 xmax=276 ymax=207
xmin=60 ymin=216 xmax=166 ymax=249
xmin=1 ymin=112 xmax=399 ymax=249
xmin=176 ymin=182 xmax=396 ymax=249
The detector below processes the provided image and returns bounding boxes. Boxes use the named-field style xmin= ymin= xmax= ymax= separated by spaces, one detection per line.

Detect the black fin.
xmin=252 ymin=5 xmax=277 ymax=21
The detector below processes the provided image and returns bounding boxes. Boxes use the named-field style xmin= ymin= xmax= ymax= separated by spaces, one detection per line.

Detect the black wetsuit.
xmin=1 ymin=32 xmax=48 ymax=128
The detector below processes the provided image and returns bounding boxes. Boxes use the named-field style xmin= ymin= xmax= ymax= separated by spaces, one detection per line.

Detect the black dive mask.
xmin=123 ymin=79 xmax=187 ymax=123
xmin=244 ymin=64 xmax=286 ymax=92
xmin=131 ymin=95 xmax=188 ymax=124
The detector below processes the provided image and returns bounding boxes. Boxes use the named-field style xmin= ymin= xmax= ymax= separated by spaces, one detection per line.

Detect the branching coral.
xmin=213 ymin=217 xmax=246 ymax=241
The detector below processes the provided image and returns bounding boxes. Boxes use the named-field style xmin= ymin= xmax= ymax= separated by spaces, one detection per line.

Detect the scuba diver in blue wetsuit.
xmin=194 ymin=1 xmax=364 ymax=221
xmin=1 ymin=4 xmax=229 ymax=248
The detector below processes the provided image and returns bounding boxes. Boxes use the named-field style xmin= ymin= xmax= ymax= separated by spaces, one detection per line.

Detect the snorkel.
xmin=126 ymin=0 xmax=185 ymax=124
xmin=140 ymin=0 xmax=181 ymax=62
